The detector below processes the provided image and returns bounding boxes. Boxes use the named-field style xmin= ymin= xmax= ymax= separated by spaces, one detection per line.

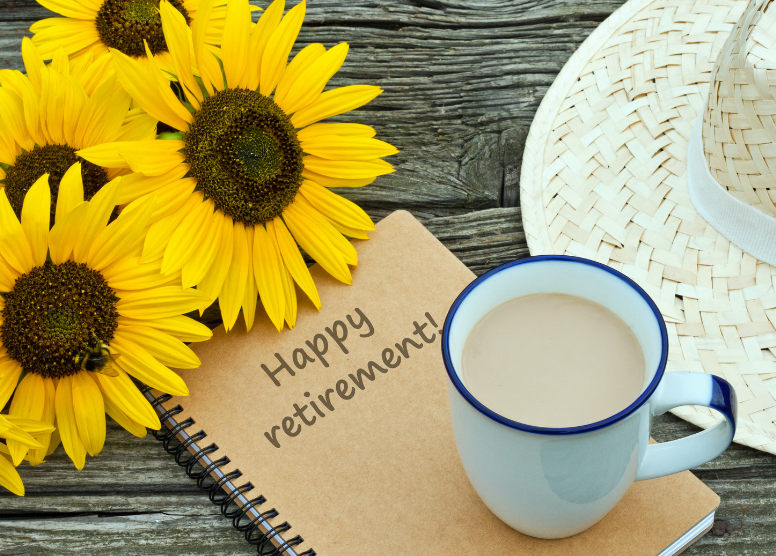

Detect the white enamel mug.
xmin=442 ymin=256 xmax=736 ymax=539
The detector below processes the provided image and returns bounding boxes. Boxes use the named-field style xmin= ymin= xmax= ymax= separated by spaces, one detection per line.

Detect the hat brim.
xmin=518 ymin=0 xmax=776 ymax=452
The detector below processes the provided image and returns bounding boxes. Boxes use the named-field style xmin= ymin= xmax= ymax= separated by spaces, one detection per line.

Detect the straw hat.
xmin=519 ymin=0 xmax=776 ymax=453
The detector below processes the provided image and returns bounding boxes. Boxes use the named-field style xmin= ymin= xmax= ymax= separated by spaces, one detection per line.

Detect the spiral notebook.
xmin=147 ymin=210 xmax=720 ymax=555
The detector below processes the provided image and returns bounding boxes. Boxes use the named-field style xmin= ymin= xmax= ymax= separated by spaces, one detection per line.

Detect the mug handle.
xmin=635 ymin=371 xmax=737 ymax=481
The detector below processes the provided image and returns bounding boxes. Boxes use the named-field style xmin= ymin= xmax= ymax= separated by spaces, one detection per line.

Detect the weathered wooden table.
xmin=0 ymin=0 xmax=775 ymax=553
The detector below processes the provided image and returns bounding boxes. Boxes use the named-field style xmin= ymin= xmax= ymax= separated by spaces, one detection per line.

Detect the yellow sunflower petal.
xmin=109 ymin=112 xmax=157 ymax=143
xmin=0 ymin=454 xmax=24 ymax=496
xmin=51 ymin=46 xmax=70 ymax=74
xmin=0 ymin=253 xmax=16 ymax=292
xmin=274 ymin=43 xmax=325 ymax=110
xmin=8 ymin=373 xmax=45 ymax=422
xmin=219 ymin=221 xmax=249 ymax=332
xmin=76 ymin=0 xmax=102 ymax=11
xmin=197 ymin=212 xmax=234 ymax=302
xmin=110 ymin=48 xmax=191 ymax=131
xmin=117 ymin=315 xmax=212 ymax=343
xmin=252 ymin=224 xmax=285 ymax=331
xmin=1 ymin=426 xmax=43 ymax=451
xmin=0 ymin=361 xmax=22 ymax=408
xmin=160 ymin=1 xmax=203 ymax=107
xmin=20 ymin=174 xmax=51 ymax=267
xmin=7 ymin=373 xmax=46 ymax=465
xmin=116 ymin=286 xmax=210 ymax=320
xmin=55 ymin=375 xmax=87 ymax=469
xmin=76 ymin=76 xmax=131 ymax=148
xmin=61 ymin=74 xmax=89 ymax=147
xmin=21 ymin=38 xmax=43 ymax=94
xmin=326 ymin=218 xmax=371 ymax=240
xmin=299 ymin=179 xmax=374 ymax=230
xmin=55 ymin=163 xmax=85 ymax=223
xmin=181 ymin=206 xmax=222 ymax=288
xmin=4 ymin=415 xmax=55 ymax=436
xmin=278 ymin=254 xmax=297 ymax=328
xmin=49 ymin=201 xmax=89 ymax=264
xmin=303 ymin=156 xmax=394 ymax=179
xmin=0 ymin=69 xmax=27 ymax=98
xmin=114 ymin=325 xmax=201 ymax=369
xmin=259 ymin=0 xmax=305 ymax=97
xmin=73 ymin=48 xmax=114 ymax=96
xmin=115 ymin=166 xmax=189 ymax=206
xmin=191 ymin=0 xmax=218 ymax=95
xmin=292 ymin=194 xmax=358 ymax=266
xmin=143 ymin=41 xmax=196 ymax=126
xmin=31 ymin=19 xmax=100 ymax=59
xmin=146 ymin=176 xmax=197 ymax=222
xmin=13 ymin=73 xmax=45 ymax=147
xmin=0 ymin=120 xmax=19 ymax=166
xmin=46 ymin=426 xmax=61 ymax=457
xmin=243 ymin=0 xmax=284 ymax=90
xmin=71 ymin=371 xmax=105 ymax=457
xmin=278 ymin=43 xmax=349 ymax=115
xmin=0 ymin=88 xmax=33 ymax=151
xmin=283 ymin=200 xmax=352 ymax=284
xmin=301 ymin=135 xmax=398 ymax=161
xmin=111 ymin=336 xmax=189 ymax=396
xmin=87 ymin=193 xmax=156 ymax=271
xmin=0 ymin=189 xmax=34 ymax=274
xmin=103 ymin=257 xmax=179 ymax=291
xmin=119 ymin=140 xmax=186 ymax=176
xmin=43 ymin=70 xmax=68 ymax=145
xmin=241 ymin=226 xmax=258 ymax=331
xmin=143 ymin=194 xmax=201 ymax=263
xmin=291 ymin=85 xmax=383 ymax=129
xmin=221 ymin=0 xmax=251 ymax=89
xmin=94 ymin=369 xmax=160 ymax=430
xmin=162 ymin=197 xmax=215 ymax=275
xmin=72 ymin=177 xmax=121 ymax=263
xmin=269 ymin=217 xmax=320 ymax=309
xmin=26 ymin=378 xmax=56 ymax=466
xmin=297 ymin=123 xmax=375 ymax=142
xmin=103 ymin=395 xmax=147 ymax=438
xmin=69 ymin=49 xmax=93 ymax=81
xmin=36 ymin=0 xmax=97 ymax=19
xmin=76 ymin=141 xmax=133 ymax=169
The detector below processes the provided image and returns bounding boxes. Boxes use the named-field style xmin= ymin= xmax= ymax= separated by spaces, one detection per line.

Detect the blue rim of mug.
xmin=441 ymin=255 xmax=669 ymax=436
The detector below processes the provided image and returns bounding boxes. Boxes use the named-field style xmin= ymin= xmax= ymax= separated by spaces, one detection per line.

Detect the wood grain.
xmin=1 ymin=0 xmax=773 ymax=554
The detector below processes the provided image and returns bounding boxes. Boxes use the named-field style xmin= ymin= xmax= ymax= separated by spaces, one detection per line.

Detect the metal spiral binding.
xmin=142 ymin=386 xmax=316 ymax=556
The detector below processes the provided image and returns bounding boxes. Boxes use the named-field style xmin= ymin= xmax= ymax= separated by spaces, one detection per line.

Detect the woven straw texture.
xmin=704 ymin=0 xmax=776 ymax=216
xmin=519 ymin=0 xmax=776 ymax=454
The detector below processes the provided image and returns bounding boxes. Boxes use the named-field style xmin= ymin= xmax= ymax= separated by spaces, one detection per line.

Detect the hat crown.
xmin=704 ymin=0 xmax=776 ymax=217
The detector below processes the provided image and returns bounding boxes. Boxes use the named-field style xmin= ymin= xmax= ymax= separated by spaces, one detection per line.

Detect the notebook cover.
xmin=166 ymin=210 xmax=720 ymax=555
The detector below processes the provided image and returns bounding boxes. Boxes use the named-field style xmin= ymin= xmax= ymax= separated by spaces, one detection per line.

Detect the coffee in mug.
xmin=461 ymin=293 xmax=645 ymax=428
xmin=443 ymin=255 xmax=736 ymax=539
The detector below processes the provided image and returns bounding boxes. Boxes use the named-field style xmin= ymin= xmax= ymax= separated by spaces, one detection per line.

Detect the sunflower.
xmin=0 ymin=172 xmax=212 ymax=470
xmin=0 ymin=414 xmax=55 ymax=495
xmin=30 ymin=0 xmax=259 ymax=75
xmin=78 ymin=0 xmax=398 ymax=332
xmin=0 ymin=37 xmax=159 ymax=227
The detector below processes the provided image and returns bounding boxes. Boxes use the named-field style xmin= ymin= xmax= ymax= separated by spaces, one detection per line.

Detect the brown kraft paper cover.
xmin=166 ymin=210 xmax=719 ymax=555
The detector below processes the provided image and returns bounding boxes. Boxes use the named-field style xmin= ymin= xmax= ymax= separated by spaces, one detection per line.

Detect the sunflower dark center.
xmin=1 ymin=261 xmax=119 ymax=379
xmin=3 ymin=144 xmax=109 ymax=226
xmin=95 ymin=0 xmax=191 ymax=57
xmin=183 ymin=88 xmax=304 ymax=225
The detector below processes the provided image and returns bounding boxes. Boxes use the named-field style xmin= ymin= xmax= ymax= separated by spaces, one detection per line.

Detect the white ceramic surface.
xmin=442 ymin=256 xmax=737 ymax=539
